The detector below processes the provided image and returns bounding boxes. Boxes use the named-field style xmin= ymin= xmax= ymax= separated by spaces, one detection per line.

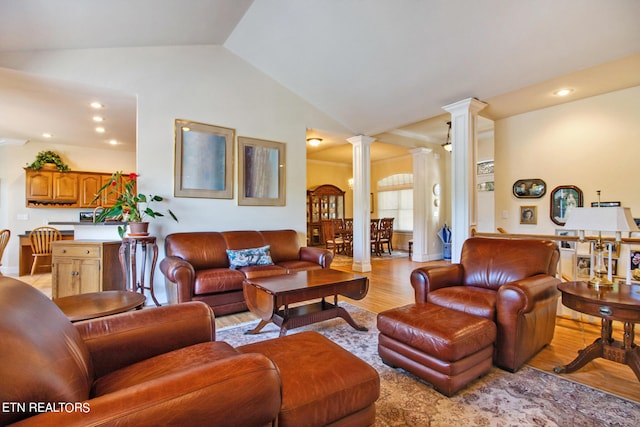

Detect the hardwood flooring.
xmin=15 ymin=255 xmax=640 ymax=402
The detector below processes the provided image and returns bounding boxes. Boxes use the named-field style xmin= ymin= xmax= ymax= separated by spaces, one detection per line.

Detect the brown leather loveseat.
xmin=0 ymin=276 xmax=379 ymax=426
xmin=408 ymin=237 xmax=560 ymax=372
xmin=160 ymin=229 xmax=333 ymax=315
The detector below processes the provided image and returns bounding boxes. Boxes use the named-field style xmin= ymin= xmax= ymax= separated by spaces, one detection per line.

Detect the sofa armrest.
xmin=75 ymin=301 xmax=215 ymax=378
xmin=160 ymin=255 xmax=196 ymax=303
xmin=11 ymin=353 xmax=282 ymax=427
xmin=410 ymin=264 xmax=464 ymax=303
xmin=300 ymin=246 xmax=334 ymax=268
xmin=497 ymin=274 xmax=561 ymax=314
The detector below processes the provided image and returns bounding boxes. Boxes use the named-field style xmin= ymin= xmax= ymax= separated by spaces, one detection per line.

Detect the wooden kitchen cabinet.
xmin=78 ymin=174 xmax=103 ymax=208
xmin=52 ymin=240 xmax=124 ymax=298
xmin=25 ymin=169 xmax=79 ymax=207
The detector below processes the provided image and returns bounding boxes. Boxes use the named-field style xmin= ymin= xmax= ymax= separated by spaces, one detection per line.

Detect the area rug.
xmin=217 ymin=303 xmax=640 ymax=427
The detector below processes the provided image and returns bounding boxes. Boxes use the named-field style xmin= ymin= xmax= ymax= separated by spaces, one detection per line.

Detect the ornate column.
xmin=442 ymin=98 xmax=487 ymax=263
xmin=347 ymin=135 xmax=375 ymax=272
xmin=410 ymin=147 xmax=433 ymax=262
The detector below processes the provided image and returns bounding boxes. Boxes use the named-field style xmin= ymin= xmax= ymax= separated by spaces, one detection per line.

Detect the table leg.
xmin=553 ymin=338 xmax=604 ymax=374
xmin=336 ymin=306 xmax=368 ymax=332
xmin=245 ymin=319 xmax=273 ymax=335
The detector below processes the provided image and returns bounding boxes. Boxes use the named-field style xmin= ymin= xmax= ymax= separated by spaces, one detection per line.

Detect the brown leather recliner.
xmin=410 ymin=237 xmax=561 ymax=372
xmin=0 ymin=276 xmax=282 ymax=426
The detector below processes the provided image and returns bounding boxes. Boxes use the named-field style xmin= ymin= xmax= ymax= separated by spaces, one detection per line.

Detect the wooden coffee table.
xmin=243 ymin=269 xmax=369 ymax=336
xmin=54 ymin=290 xmax=146 ymax=322
xmin=554 ymin=281 xmax=640 ymax=381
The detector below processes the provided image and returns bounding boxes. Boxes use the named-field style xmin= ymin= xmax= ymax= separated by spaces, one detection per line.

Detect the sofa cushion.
xmin=165 ymin=232 xmax=230 ymax=269
xmin=93 ymin=341 xmax=240 ymax=396
xmin=427 ymin=286 xmax=497 ymax=320
xmin=194 ymin=268 xmax=246 ymax=295
xmin=259 ymin=229 xmax=301 ymax=262
xmin=227 ymin=245 xmax=274 ymax=269
xmin=222 ymin=230 xmax=267 ymax=250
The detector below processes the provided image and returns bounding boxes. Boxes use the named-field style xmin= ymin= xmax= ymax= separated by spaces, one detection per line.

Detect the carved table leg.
xmin=554 ymin=338 xmax=604 ymax=374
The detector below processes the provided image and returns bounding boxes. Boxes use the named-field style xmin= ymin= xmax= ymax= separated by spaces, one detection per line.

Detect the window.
xmin=377 ymin=174 xmax=413 ymax=231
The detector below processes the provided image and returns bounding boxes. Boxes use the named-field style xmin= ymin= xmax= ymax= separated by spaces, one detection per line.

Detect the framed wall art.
xmin=520 ymin=206 xmax=537 ymax=224
xmin=174 ymin=119 xmax=234 ymax=199
xmin=238 ymin=136 xmax=286 ymax=206
xmin=512 ymin=179 xmax=546 ymax=199
xmin=550 ymin=185 xmax=583 ymax=225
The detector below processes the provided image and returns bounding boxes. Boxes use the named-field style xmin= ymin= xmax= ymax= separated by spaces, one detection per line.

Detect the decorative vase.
xmin=127 ymin=221 xmax=150 ymax=237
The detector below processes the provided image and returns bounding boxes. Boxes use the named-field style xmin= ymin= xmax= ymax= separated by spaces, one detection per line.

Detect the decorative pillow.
xmin=226 ymin=245 xmax=274 ymax=269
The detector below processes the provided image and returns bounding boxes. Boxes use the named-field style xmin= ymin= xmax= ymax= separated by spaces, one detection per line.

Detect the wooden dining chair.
xmin=378 ymin=218 xmax=395 ymax=254
xmin=0 ymin=229 xmax=10 ymax=276
xmin=321 ymin=220 xmax=346 ymax=255
xmin=28 ymin=226 xmax=62 ymax=275
xmin=370 ymin=219 xmax=381 ymax=256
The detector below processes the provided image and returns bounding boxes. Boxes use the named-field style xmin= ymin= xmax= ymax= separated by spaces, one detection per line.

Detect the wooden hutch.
xmin=307 ymin=184 xmax=345 ymax=246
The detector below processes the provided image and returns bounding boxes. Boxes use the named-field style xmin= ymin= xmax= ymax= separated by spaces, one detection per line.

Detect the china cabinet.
xmin=307 ymin=184 xmax=345 ymax=245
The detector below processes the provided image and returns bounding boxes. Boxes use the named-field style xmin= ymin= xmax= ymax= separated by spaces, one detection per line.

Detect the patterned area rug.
xmin=217 ymin=303 xmax=640 ymax=427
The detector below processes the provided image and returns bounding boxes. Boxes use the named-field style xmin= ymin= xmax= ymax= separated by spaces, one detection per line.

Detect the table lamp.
xmin=564 ymin=206 xmax=639 ymax=288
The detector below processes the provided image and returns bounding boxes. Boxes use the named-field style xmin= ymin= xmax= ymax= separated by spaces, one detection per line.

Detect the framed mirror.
xmin=238 ymin=136 xmax=286 ymax=206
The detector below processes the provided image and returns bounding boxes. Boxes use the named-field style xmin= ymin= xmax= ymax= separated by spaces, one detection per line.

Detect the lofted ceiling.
xmin=0 ymin=0 xmax=639 ymax=162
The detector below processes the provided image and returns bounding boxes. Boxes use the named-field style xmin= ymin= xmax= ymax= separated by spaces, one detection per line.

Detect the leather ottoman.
xmin=377 ymin=303 xmax=496 ymax=396
xmin=237 ymin=331 xmax=380 ymax=427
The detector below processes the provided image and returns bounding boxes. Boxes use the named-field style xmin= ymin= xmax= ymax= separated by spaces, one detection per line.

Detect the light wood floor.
xmin=15 ymin=255 xmax=640 ymax=402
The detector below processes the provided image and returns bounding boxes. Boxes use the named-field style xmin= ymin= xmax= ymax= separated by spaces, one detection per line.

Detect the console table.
xmin=554 ymin=281 xmax=640 ymax=381
xmin=119 ymin=236 xmax=160 ymax=306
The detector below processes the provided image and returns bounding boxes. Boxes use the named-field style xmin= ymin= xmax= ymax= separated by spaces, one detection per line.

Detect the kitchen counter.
xmin=49 ymin=221 xmax=125 ymax=240
xmin=48 ymin=221 xmax=126 ymax=226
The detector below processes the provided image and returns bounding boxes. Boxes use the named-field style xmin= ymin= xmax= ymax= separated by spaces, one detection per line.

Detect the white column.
xmin=411 ymin=147 xmax=433 ymax=262
xmin=442 ymin=98 xmax=487 ymax=263
xmin=348 ymin=135 xmax=375 ymax=272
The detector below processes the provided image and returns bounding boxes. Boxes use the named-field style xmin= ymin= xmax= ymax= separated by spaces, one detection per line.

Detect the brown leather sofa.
xmin=407 ymin=237 xmax=561 ymax=372
xmin=0 ymin=276 xmax=379 ymax=426
xmin=160 ymin=229 xmax=334 ymax=315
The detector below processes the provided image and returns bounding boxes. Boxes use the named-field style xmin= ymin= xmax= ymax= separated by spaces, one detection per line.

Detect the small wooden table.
xmin=54 ymin=290 xmax=146 ymax=322
xmin=243 ymin=269 xmax=369 ymax=336
xmin=554 ymin=281 xmax=640 ymax=381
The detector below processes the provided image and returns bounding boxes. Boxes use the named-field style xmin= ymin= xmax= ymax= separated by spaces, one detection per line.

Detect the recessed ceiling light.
xmin=182 ymin=127 xmax=190 ymax=132
xmin=109 ymin=139 xmax=118 ymax=145
xmin=307 ymin=138 xmax=322 ymax=147
xmin=90 ymin=102 xmax=104 ymax=109
xmin=93 ymin=116 xmax=104 ymax=122
xmin=95 ymin=127 xmax=105 ymax=133
xmin=42 ymin=133 xmax=52 ymax=138
xmin=553 ymin=88 xmax=573 ymax=97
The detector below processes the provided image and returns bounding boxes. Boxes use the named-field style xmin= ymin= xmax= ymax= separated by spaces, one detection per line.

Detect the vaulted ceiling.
xmin=1 ymin=0 xmax=639 ymax=161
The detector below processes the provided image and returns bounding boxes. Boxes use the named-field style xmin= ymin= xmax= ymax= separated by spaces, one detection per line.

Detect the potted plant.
xmin=26 ymin=150 xmax=70 ymax=171
xmin=92 ymin=171 xmax=178 ymax=238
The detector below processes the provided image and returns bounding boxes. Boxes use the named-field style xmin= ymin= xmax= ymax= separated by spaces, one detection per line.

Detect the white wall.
xmin=495 ymin=85 xmax=640 ymax=235
xmin=0 ymin=46 xmax=351 ymax=301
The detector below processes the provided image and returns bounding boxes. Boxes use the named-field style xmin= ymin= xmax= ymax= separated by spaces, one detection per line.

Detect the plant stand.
xmin=119 ymin=236 xmax=160 ymax=306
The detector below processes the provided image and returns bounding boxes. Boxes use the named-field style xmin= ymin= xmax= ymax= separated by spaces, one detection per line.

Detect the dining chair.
xmin=0 ymin=229 xmax=10 ymax=276
xmin=378 ymin=218 xmax=395 ymax=254
xmin=321 ymin=220 xmax=346 ymax=256
xmin=370 ymin=219 xmax=381 ymax=256
xmin=28 ymin=226 xmax=62 ymax=275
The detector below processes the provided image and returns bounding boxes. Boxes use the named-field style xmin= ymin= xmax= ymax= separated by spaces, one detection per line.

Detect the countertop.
xmin=49 ymin=221 xmax=126 ymax=226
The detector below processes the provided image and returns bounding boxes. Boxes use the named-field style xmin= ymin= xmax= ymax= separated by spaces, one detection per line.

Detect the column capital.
xmin=409 ymin=147 xmax=433 ymax=156
xmin=442 ymin=97 xmax=487 ymax=115
xmin=347 ymin=135 xmax=376 ymax=145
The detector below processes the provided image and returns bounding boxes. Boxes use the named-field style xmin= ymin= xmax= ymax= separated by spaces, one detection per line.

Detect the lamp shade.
xmin=563 ymin=207 xmax=639 ymax=232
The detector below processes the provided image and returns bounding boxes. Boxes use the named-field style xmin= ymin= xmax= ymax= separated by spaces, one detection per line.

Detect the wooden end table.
xmin=54 ymin=290 xmax=146 ymax=322
xmin=554 ymin=281 xmax=640 ymax=381
xmin=243 ymin=269 xmax=369 ymax=336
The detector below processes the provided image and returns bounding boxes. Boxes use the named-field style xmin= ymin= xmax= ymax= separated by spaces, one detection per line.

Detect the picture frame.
xmin=174 ymin=119 xmax=234 ymax=199
xmin=550 ymin=185 xmax=583 ymax=226
xmin=238 ymin=136 xmax=286 ymax=206
xmin=630 ymin=248 xmax=640 ymax=270
xmin=576 ymin=256 xmax=591 ymax=278
xmin=555 ymin=229 xmax=576 ymax=250
xmin=590 ymin=201 xmax=621 ymax=207
xmin=512 ymin=179 xmax=546 ymax=199
xmin=520 ymin=206 xmax=537 ymax=224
